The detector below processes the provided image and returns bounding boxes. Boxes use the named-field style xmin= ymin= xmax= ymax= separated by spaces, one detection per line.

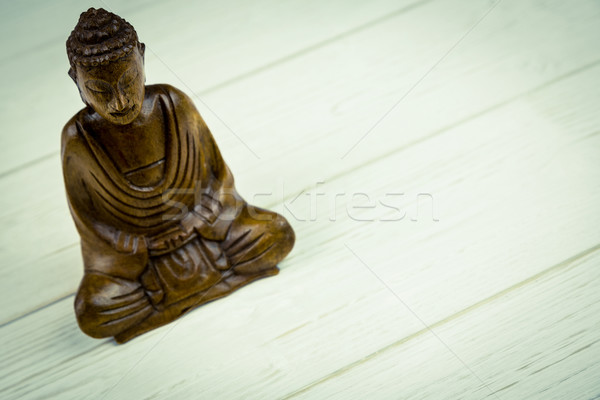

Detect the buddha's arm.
xmin=166 ymin=85 xmax=246 ymax=240
xmin=62 ymin=119 xmax=158 ymax=339
xmin=203 ymin=124 xmax=242 ymax=209
xmin=62 ymin=118 xmax=149 ymax=263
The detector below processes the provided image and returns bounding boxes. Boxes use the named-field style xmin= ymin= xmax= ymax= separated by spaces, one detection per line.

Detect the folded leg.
xmin=114 ymin=205 xmax=294 ymax=343
xmin=223 ymin=205 xmax=295 ymax=275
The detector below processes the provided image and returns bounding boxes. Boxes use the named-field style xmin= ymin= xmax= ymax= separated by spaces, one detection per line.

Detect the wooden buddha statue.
xmin=62 ymin=8 xmax=295 ymax=343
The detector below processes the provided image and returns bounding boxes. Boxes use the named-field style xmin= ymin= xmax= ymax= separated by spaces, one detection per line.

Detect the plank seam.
xmin=198 ymin=0 xmax=435 ymax=95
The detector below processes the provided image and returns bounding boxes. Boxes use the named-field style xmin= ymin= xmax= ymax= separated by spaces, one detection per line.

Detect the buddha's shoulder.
xmin=148 ymin=84 xmax=196 ymax=110
xmin=61 ymin=110 xmax=88 ymax=156
xmin=61 ymin=110 xmax=103 ymax=169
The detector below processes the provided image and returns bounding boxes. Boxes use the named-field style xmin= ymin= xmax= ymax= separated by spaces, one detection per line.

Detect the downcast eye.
xmin=85 ymin=81 xmax=109 ymax=94
xmin=121 ymin=69 xmax=139 ymax=87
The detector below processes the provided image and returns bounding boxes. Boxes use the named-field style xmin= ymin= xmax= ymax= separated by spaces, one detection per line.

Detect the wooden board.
xmin=1 ymin=0 xmax=599 ymax=324
xmin=2 ymin=53 xmax=599 ymax=399
xmin=289 ymin=247 xmax=600 ymax=400
xmin=1 ymin=0 xmax=599 ymax=398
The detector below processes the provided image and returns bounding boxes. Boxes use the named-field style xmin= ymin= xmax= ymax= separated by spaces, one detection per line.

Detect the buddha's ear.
xmin=139 ymin=42 xmax=146 ymax=61
xmin=138 ymin=43 xmax=146 ymax=83
xmin=68 ymin=67 xmax=77 ymax=83
xmin=69 ymin=67 xmax=91 ymax=108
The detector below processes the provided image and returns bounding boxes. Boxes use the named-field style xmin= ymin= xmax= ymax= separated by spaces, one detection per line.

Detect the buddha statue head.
xmin=67 ymin=8 xmax=146 ymax=125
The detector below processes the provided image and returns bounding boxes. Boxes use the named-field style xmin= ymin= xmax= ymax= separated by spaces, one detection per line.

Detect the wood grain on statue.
xmin=57 ymin=8 xmax=295 ymax=342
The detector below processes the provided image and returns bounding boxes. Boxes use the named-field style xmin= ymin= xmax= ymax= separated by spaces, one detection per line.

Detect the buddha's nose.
xmin=111 ymin=91 xmax=129 ymax=112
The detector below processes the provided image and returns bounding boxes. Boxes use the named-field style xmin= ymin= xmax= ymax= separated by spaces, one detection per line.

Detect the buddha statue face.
xmin=67 ymin=7 xmax=146 ymax=125
xmin=75 ymin=46 xmax=145 ymax=125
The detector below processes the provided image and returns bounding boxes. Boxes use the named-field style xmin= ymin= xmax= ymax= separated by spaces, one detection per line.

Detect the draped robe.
xmin=62 ymin=84 xmax=294 ymax=343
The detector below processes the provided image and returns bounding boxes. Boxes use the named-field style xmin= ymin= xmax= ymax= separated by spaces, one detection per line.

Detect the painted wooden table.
xmin=1 ymin=0 xmax=599 ymax=399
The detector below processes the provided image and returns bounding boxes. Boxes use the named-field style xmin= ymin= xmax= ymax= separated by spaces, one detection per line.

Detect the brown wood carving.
xmin=62 ymin=8 xmax=295 ymax=343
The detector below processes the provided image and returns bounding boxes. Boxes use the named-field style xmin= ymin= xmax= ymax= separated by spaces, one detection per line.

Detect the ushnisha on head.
xmin=67 ymin=8 xmax=146 ymax=125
